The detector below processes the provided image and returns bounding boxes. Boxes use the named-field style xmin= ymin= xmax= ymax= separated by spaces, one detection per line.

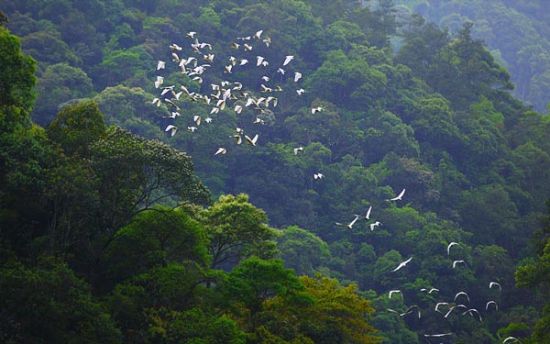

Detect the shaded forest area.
xmin=1 ymin=0 xmax=550 ymax=343
xmin=396 ymin=0 xmax=550 ymax=112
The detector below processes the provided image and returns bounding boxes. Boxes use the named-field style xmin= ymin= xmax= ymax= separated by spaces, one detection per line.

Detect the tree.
xmin=202 ymin=194 xmax=277 ymax=269
xmin=0 ymin=259 xmax=121 ymax=343
xmin=277 ymin=225 xmax=331 ymax=275
xmin=0 ymin=26 xmax=36 ymax=111
xmin=47 ymin=99 xmax=106 ymax=157
xmin=33 ymin=63 xmax=93 ymax=125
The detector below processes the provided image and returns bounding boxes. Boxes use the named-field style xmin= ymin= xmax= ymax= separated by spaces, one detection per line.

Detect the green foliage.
xmin=2 ymin=0 xmax=550 ymax=343
xmin=33 ymin=63 xmax=93 ymax=125
xmin=47 ymin=99 xmax=106 ymax=156
xmin=0 ymin=259 xmax=121 ymax=343
xmin=0 ymin=27 xmax=36 ymax=112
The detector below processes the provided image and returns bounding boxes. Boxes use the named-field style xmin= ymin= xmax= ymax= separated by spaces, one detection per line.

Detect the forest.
xmin=0 ymin=0 xmax=549 ymax=343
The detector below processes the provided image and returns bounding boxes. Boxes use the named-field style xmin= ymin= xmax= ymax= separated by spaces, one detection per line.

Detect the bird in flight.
xmin=165 ymin=125 xmax=177 ymax=137
xmin=388 ymin=290 xmax=401 ymax=299
xmin=392 ymin=257 xmax=413 ymax=272
xmin=347 ymin=215 xmax=360 ymax=229
xmin=283 ymin=55 xmax=294 ymax=66
xmin=447 ymin=242 xmax=460 ymax=255
xmin=452 ymin=260 xmax=466 ymax=269
xmin=489 ymin=281 xmax=502 ymax=291
xmin=215 ymin=147 xmax=227 ymax=156
xmin=387 ymin=188 xmax=406 ymax=201
xmin=369 ymin=221 xmax=381 ymax=231
xmin=486 ymin=301 xmax=498 ymax=311
xmin=364 ymin=206 xmax=372 ymax=220
xmin=293 ymin=147 xmax=304 ymax=155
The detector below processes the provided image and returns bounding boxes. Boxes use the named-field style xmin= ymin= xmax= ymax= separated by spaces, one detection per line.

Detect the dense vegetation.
xmin=396 ymin=0 xmax=550 ymax=113
xmin=1 ymin=0 xmax=550 ymax=343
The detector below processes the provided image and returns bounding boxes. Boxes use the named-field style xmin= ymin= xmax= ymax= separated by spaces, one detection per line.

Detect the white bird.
xmin=486 ymin=301 xmax=498 ymax=311
xmin=347 ymin=215 xmax=360 ymax=229
xmin=452 ymin=260 xmax=466 ymax=269
xmin=187 ymin=126 xmax=198 ymax=133
xmin=434 ymin=302 xmax=449 ymax=314
xmin=420 ymin=288 xmax=439 ymax=294
xmin=462 ymin=308 xmax=482 ymax=322
xmin=296 ymin=88 xmax=305 ymax=96
xmin=224 ymin=65 xmax=233 ymax=74
xmin=204 ymin=53 xmax=215 ymax=63
xmin=388 ymin=290 xmax=401 ymax=299
xmin=454 ymin=291 xmax=470 ymax=304
xmin=204 ymin=117 xmax=213 ymax=124
xmin=502 ymin=337 xmax=520 ymax=344
xmin=447 ymin=242 xmax=460 ymax=255
xmin=387 ymin=188 xmax=406 ymax=201
xmin=444 ymin=304 xmax=468 ymax=318
xmin=293 ymin=147 xmax=304 ymax=155
xmin=240 ymin=58 xmax=249 ymax=66
xmin=231 ymin=42 xmax=240 ymax=49
xmin=489 ymin=281 xmax=502 ymax=291
xmin=157 ymin=60 xmax=165 ymax=70
xmin=261 ymin=84 xmax=272 ymax=93
xmin=245 ymin=134 xmax=259 ymax=146
xmin=186 ymin=31 xmax=197 ymax=38
xmin=400 ymin=305 xmax=421 ymax=319
xmin=152 ymin=98 xmax=161 ymax=107
xmin=369 ymin=221 xmax=381 ymax=231
xmin=313 ymin=173 xmax=324 ymax=180
xmin=154 ymin=76 xmax=164 ymax=89
xmin=169 ymin=43 xmax=183 ymax=51
xmin=424 ymin=333 xmax=453 ymax=338
xmin=256 ymin=56 xmax=265 ymax=66
xmin=193 ymin=115 xmax=201 ymax=126
xmin=210 ymin=107 xmax=220 ymax=115
xmin=294 ymin=71 xmax=302 ymax=82
xmin=168 ymin=111 xmax=180 ymax=119
xmin=253 ymin=117 xmax=265 ymax=125
xmin=365 ymin=206 xmax=372 ymax=220
xmin=261 ymin=75 xmax=270 ymax=82
xmin=165 ymin=125 xmax=177 ymax=137
xmin=214 ymin=147 xmax=227 ymax=156
xmin=283 ymin=55 xmax=294 ymax=66
xmin=277 ymin=68 xmax=285 ymax=75
xmin=234 ymin=104 xmax=243 ymax=114
xmin=233 ymin=134 xmax=243 ymax=145
xmin=392 ymin=257 xmax=413 ymax=272
xmin=243 ymin=43 xmax=253 ymax=51
xmin=254 ymin=30 xmax=263 ymax=39
xmin=263 ymin=37 xmax=272 ymax=46
xmin=311 ymin=106 xmax=323 ymax=114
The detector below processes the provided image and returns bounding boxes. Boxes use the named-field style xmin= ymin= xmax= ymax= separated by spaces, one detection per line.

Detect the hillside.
xmin=396 ymin=0 xmax=550 ymax=113
xmin=1 ymin=1 xmax=550 ymax=343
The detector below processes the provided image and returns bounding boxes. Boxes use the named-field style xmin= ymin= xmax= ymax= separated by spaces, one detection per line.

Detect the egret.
xmin=388 ymin=290 xmax=401 ymax=299
xmin=387 ymin=188 xmax=406 ymax=201
xmin=215 ymin=147 xmax=227 ymax=156
xmin=447 ymin=242 xmax=460 ymax=255
xmin=283 ymin=55 xmax=294 ymax=66
xmin=347 ymin=215 xmax=361 ymax=229
xmin=365 ymin=206 xmax=372 ymax=220
xmin=157 ymin=60 xmax=165 ymax=70
xmin=245 ymin=134 xmax=259 ymax=146
xmin=296 ymin=88 xmax=305 ymax=96
xmin=392 ymin=257 xmax=413 ymax=272
xmin=311 ymin=106 xmax=323 ymax=114
xmin=369 ymin=221 xmax=381 ymax=231
xmin=489 ymin=281 xmax=502 ymax=291
xmin=165 ymin=125 xmax=177 ymax=136
xmin=293 ymin=147 xmax=304 ymax=155
xmin=486 ymin=301 xmax=498 ymax=311
xmin=294 ymin=71 xmax=303 ymax=82
xmin=452 ymin=260 xmax=466 ymax=269
xmin=313 ymin=173 xmax=324 ymax=180
xmin=454 ymin=291 xmax=470 ymax=304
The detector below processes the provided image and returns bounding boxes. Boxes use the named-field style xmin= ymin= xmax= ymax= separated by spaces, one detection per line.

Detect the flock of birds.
xmin=152 ymin=30 xmax=324 ymax=175
xmin=150 ymin=30 xmax=520 ymax=344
